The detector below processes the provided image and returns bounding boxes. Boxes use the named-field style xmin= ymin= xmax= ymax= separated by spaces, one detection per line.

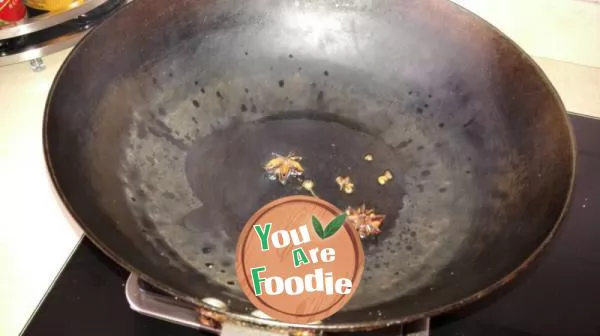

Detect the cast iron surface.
xmin=43 ymin=0 xmax=575 ymax=331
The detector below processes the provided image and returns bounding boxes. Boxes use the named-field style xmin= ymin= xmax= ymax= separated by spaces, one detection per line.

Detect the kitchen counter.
xmin=0 ymin=49 xmax=82 ymax=336
xmin=1 ymin=1 xmax=599 ymax=335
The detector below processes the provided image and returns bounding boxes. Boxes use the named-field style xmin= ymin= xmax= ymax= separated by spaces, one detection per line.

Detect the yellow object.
xmin=263 ymin=152 xmax=304 ymax=185
xmin=24 ymin=0 xmax=82 ymax=12
xmin=335 ymin=176 xmax=355 ymax=194
xmin=301 ymin=180 xmax=314 ymax=191
xmin=383 ymin=170 xmax=393 ymax=180
xmin=301 ymin=180 xmax=319 ymax=198
xmin=378 ymin=170 xmax=393 ymax=185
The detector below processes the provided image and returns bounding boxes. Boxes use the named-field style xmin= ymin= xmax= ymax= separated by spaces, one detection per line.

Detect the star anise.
xmin=264 ymin=152 xmax=304 ymax=185
xmin=345 ymin=204 xmax=385 ymax=238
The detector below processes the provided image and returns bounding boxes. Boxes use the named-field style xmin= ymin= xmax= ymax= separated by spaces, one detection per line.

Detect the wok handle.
xmin=125 ymin=273 xmax=220 ymax=333
xmin=126 ymin=273 xmax=288 ymax=335
xmin=221 ymin=323 xmax=291 ymax=336
xmin=125 ymin=273 xmax=429 ymax=335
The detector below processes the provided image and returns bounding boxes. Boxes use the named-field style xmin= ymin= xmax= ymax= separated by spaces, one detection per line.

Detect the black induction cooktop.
xmin=22 ymin=114 xmax=600 ymax=336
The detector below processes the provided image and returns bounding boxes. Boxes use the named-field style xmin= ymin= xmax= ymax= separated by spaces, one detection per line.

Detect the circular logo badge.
xmin=235 ymin=195 xmax=364 ymax=324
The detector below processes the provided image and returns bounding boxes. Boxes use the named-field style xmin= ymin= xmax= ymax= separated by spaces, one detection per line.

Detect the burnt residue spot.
xmin=317 ymin=91 xmax=324 ymax=102
xmin=130 ymin=197 xmax=136 ymax=202
xmin=192 ymin=117 xmax=198 ymax=124
xmin=244 ymin=51 xmax=248 ymax=55
xmin=394 ymin=139 xmax=413 ymax=149
xmin=324 ymin=70 xmax=329 ymax=76
xmin=463 ymin=117 xmax=485 ymax=149
xmin=244 ymin=88 xmax=249 ymax=93
xmin=152 ymin=77 xmax=158 ymax=85
xmin=168 ymin=73 xmax=173 ymax=78
xmin=289 ymin=100 xmax=294 ymax=105
xmin=463 ymin=117 xmax=475 ymax=128
xmin=416 ymin=107 xmax=423 ymax=114
xmin=416 ymin=184 xmax=424 ymax=192
xmin=137 ymin=124 xmax=147 ymax=138
xmin=200 ymin=88 xmax=205 ymax=94
xmin=192 ymin=100 xmax=200 ymax=108
xmin=147 ymin=122 xmax=187 ymax=150
xmin=158 ymin=107 xmax=166 ymax=116
xmin=410 ymin=231 xmax=417 ymax=237
xmin=417 ymin=145 xmax=424 ymax=151
xmin=288 ymin=54 xmax=294 ymax=58
xmin=251 ymin=104 xmax=257 ymax=113
xmin=241 ymin=104 xmax=247 ymax=112
xmin=216 ymin=91 xmax=223 ymax=99
xmin=438 ymin=123 xmax=445 ymax=128
xmin=220 ymin=269 xmax=226 ymax=274
xmin=408 ymin=90 xmax=413 ymax=95
xmin=467 ymin=157 xmax=472 ymax=161
xmin=298 ymin=67 xmax=302 ymax=71
xmin=406 ymin=245 xmax=413 ymax=251
xmin=428 ymin=94 xmax=433 ymax=98
xmin=202 ymin=246 xmax=212 ymax=254
xmin=459 ymin=93 xmax=472 ymax=106
xmin=162 ymin=191 xmax=176 ymax=200
xmin=421 ymin=170 xmax=431 ymax=177
xmin=491 ymin=190 xmax=509 ymax=199
xmin=435 ymin=142 xmax=443 ymax=148
xmin=466 ymin=170 xmax=472 ymax=175
xmin=227 ymin=281 xmax=235 ymax=286
xmin=439 ymin=187 xmax=448 ymax=193
xmin=278 ymin=80 xmax=285 ymax=87
xmin=194 ymin=80 xmax=199 ymax=86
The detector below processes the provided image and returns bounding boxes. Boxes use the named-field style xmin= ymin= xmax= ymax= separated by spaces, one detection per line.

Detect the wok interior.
xmin=45 ymin=0 xmax=574 ymax=327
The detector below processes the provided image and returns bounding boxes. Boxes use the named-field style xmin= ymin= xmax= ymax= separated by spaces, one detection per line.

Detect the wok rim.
xmin=42 ymin=0 xmax=577 ymax=332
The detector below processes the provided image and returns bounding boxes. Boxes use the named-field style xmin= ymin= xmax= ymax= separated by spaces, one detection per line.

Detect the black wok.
xmin=44 ymin=0 xmax=575 ymax=332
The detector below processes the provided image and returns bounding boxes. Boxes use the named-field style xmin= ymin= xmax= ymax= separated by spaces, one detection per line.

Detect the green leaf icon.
xmin=323 ymin=213 xmax=347 ymax=238
xmin=312 ymin=213 xmax=348 ymax=240
xmin=312 ymin=216 xmax=325 ymax=239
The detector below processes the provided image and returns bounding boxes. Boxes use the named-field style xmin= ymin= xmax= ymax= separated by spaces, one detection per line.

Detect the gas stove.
xmin=20 ymin=114 xmax=600 ymax=335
